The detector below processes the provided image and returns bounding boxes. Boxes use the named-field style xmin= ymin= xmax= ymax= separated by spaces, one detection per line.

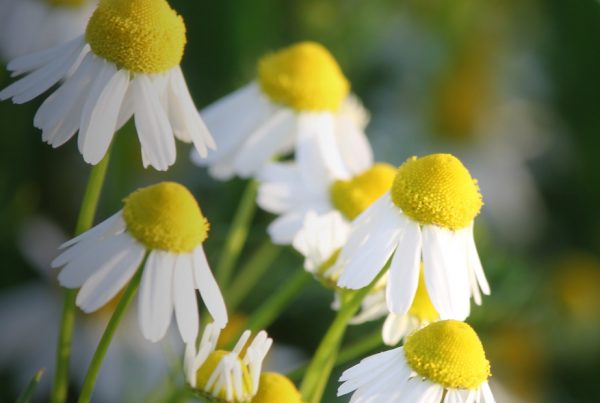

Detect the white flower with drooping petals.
xmin=191 ymin=41 xmax=371 ymax=181
xmin=335 ymin=153 xmax=490 ymax=321
xmin=339 ymin=320 xmax=496 ymax=403
xmin=0 ymin=0 xmax=214 ymax=171
xmin=51 ymin=182 xmax=228 ymax=343
xmin=184 ymin=323 xmax=273 ymax=403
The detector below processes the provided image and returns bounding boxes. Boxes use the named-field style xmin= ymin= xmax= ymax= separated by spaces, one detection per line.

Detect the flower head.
xmin=339 ymin=320 xmax=496 ymax=403
xmin=0 ymin=0 xmax=214 ymax=171
xmin=251 ymin=373 xmax=302 ymax=403
xmin=51 ymin=182 xmax=227 ymax=343
xmin=186 ymin=324 xmax=273 ymax=403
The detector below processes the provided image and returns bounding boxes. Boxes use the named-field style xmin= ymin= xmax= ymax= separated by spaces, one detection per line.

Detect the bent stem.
xmin=300 ymin=267 xmax=387 ymax=403
xmin=51 ymin=152 xmax=111 ymax=403
xmin=77 ymin=264 xmax=145 ymax=403
xmin=215 ymin=180 xmax=258 ymax=289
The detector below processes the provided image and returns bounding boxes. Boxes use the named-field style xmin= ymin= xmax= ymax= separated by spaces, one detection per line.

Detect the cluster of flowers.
xmin=1 ymin=0 xmax=498 ymax=402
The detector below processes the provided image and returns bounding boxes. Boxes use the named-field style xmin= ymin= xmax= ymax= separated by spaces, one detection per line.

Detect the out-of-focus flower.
xmin=191 ymin=41 xmax=371 ymax=181
xmin=338 ymin=320 xmax=496 ymax=403
xmin=0 ymin=0 xmax=214 ymax=171
xmin=258 ymin=125 xmax=392 ymax=244
xmin=51 ymin=182 xmax=227 ymax=343
xmin=335 ymin=154 xmax=490 ymax=321
xmin=185 ymin=323 xmax=272 ymax=403
xmin=0 ymin=215 xmax=174 ymax=402
xmin=0 ymin=0 xmax=96 ymax=62
xmin=251 ymin=372 xmax=302 ymax=403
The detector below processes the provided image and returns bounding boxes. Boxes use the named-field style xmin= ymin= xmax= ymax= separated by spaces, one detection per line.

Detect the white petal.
xmin=386 ymin=220 xmax=422 ymax=314
xmin=75 ymin=238 xmax=145 ymax=312
xmin=132 ymin=74 xmax=176 ymax=171
xmin=173 ymin=254 xmax=199 ymax=343
xmin=6 ymin=35 xmax=84 ymax=74
xmin=138 ymin=251 xmax=175 ymax=342
xmin=480 ymin=383 xmax=496 ymax=403
xmin=422 ymin=225 xmax=471 ymax=320
xmin=444 ymin=389 xmax=465 ymax=403
xmin=337 ymin=195 xmax=404 ymax=289
xmin=56 ymin=212 xmax=123 ymax=251
xmin=191 ymin=246 xmax=227 ymax=328
xmin=267 ymin=212 xmax=308 ymax=245
xmin=382 ymin=313 xmax=410 ymax=346
xmin=79 ymin=68 xmax=129 ymax=164
xmin=466 ymin=225 xmax=490 ymax=295
xmin=335 ymin=111 xmax=373 ymax=175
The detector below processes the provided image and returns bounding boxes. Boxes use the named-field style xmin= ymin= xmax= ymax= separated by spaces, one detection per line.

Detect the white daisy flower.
xmin=338 ymin=320 xmax=496 ymax=403
xmin=51 ymin=181 xmax=228 ymax=343
xmin=0 ymin=0 xmax=214 ymax=171
xmin=0 ymin=0 xmax=96 ymax=62
xmin=335 ymin=153 xmax=490 ymax=321
xmin=191 ymin=41 xmax=371 ymax=181
xmin=185 ymin=323 xmax=273 ymax=403
xmin=258 ymin=129 xmax=393 ymax=244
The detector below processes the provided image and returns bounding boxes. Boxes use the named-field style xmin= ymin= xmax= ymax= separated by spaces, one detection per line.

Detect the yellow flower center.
xmin=85 ymin=0 xmax=186 ymax=73
xmin=48 ymin=0 xmax=86 ymax=7
xmin=257 ymin=41 xmax=350 ymax=112
xmin=408 ymin=267 xmax=439 ymax=323
xmin=252 ymin=373 xmax=302 ymax=403
xmin=122 ymin=182 xmax=209 ymax=253
xmin=330 ymin=163 xmax=397 ymax=220
xmin=390 ymin=154 xmax=482 ymax=230
xmin=195 ymin=350 xmax=252 ymax=400
xmin=404 ymin=320 xmax=491 ymax=389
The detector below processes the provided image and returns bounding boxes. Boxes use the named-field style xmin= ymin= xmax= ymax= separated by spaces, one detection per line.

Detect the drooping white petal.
xmin=422 ymin=225 xmax=471 ymax=320
xmin=191 ymin=246 xmax=227 ymax=328
xmin=173 ymin=254 xmax=200 ymax=343
xmin=267 ymin=211 xmax=308 ymax=245
xmin=466 ymin=224 xmax=490 ymax=295
xmin=386 ymin=219 xmax=422 ymax=314
xmin=382 ymin=313 xmax=410 ymax=346
xmin=335 ymin=109 xmax=373 ymax=175
xmin=444 ymin=389 xmax=465 ymax=403
xmin=132 ymin=75 xmax=176 ymax=171
xmin=75 ymin=237 xmax=145 ymax=313
xmin=6 ymin=35 xmax=85 ymax=75
xmin=138 ymin=251 xmax=175 ymax=342
xmin=337 ymin=195 xmax=405 ymax=290
xmin=479 ymin=382 xmax=496 ymax=403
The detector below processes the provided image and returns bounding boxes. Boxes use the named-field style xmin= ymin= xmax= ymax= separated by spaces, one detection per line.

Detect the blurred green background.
xmin=1 ymin=0 xmax=599 ymax=402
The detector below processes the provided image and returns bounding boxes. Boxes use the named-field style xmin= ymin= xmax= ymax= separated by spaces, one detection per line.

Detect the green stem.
xmin=226 ymin=269 xmax=311 ymax=349
xmin=300 ymin=268 xmax=387 ymax=403
xmin=287 ymin=329 xmax=382 ymax=382
xmin=226 ymin=241 xmax=281 ymax=311
xmin=51 ymin=152 xmax=111 ymax=403
xmin=16 ymin=369 xmax=45 ymax=403
xmin=215 ymin=180 xmax=258 ymax=288
xmin=77 ymin=264 xmax=144 ymax=403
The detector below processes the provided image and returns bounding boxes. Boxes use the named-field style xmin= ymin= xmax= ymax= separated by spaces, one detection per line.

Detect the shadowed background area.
xmin=0 ymin=0 xmax=599 ymax=402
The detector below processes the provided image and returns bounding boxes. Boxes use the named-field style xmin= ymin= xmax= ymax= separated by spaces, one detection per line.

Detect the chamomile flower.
xmin=351 ymin=267 xmax=440 ymax=346
xmin=0 ymin=0 xmax=96 ymax=62
xmin=185 ymin=323 xmax=273 ymax=403
xmin=51 ymin=182 xmax=227 ymax=343
xmin=252 ymin=373 xmax=302 ymax=403
xmin=0 ymin=0 xmax=214 ymax=171
xmin=191 ymin=41 xmax=371 ymax=180
xmin=336 ymin=153 xmax=490 ymax=320
xmin=258 ymin=130 xmax=392 ymax=244
xmin=338 ymin=320 xmax=496 ymax=403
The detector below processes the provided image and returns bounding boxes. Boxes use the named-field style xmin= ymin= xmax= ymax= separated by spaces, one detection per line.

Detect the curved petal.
xmin=173 ymin=254 xmax=199 ymax=343
xmin=192 ymin=246 xmax=227 ymax=328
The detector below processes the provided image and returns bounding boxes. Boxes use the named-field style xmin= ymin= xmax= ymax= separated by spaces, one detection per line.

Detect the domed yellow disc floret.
xmin=330 ymin=163 xmax=397 ymax=220
xmin=86 ymin=0 xmax=186 ymax=73
xmin=390 ymin=154 xmax=482 ymax=230
xmin=404 ymin=320 xmax=491 ymax=389
xmin=252 ymin=372 xmax=302 ymax=403
xmin=257 ymin=42 xmax=350 ymax=112
xmin=195 ymin=350 xmax=252 ymax=400
xmin=408 ymin=267 xmax=439 ymax=323
xmin=122 ymin=182 xmax=209 ymax=253
xmin=48 ymin=0 xmax=86 ymax=7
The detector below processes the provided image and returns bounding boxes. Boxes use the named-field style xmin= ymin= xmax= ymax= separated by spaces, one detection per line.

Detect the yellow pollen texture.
xmin=48 ymin=0 xmax=86 ymax=7
xmin=408 ymin=267 xmax=439 ymax=323
xmin=257 ymin=41 xmax=350 ymax=112
xmin=122 ymin=182 xmax=208 ymax=253
xmin=330 ymin=163 xmax=397 ymax=220
xmin=195 ymin=350 xmax=252 ymax=399
xmin=252 ymin=373 xmax=302 ymax=403
xmin=85 ymin=0 xmax=186 ymax=73
xmin=390 ymin=154 xmax=482 ymax=230
xmin=404 ymin=320 xmax=491 ymax=390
